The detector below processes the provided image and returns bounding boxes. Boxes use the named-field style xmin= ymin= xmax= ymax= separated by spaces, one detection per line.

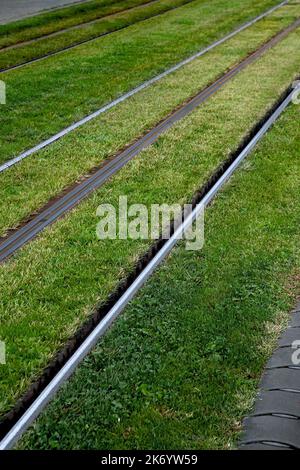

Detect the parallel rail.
xmin=0 ymin=84 xmax=297 ymax=451
xmin=240 ymin=301 xmax=300 ymax=450
xmin=0 ymin=0 xmax=195 ymax=72
xmin=0 ymin=17 xmax=299 ymax=263
xmin=0 ymin=0 xmax=166 ymax=51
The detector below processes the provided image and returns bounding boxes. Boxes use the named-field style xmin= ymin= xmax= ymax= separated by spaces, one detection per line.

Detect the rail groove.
xmin=0 ymin=82 xmax=297 ymax=451
xmin=240 ymin=301 xmax=300 ymax=450
xmin=0 ymin=16 xmax=299 ymax=263
xmin=0 ymin=0 xmax=288 ymax=172
xmin=0 ymin=0 xmax=164 ymax=51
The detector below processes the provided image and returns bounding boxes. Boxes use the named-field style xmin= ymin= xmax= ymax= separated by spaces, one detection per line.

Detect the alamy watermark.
xmin=96 ymin=196 xmax=204 ymax=250
xmin=0 ymin=341 xmax=5 ymax=365
xmin=0 ymin=80 xmax=6 ymax=105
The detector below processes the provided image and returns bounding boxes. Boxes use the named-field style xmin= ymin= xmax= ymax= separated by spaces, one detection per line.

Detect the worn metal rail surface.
xmin=1 ymin=0 xmax=167 ymax=51
xmin=0 ymin=17 xmax=299 ymax=263
xmin=240 ymin=301 xmax=300 ymax=450
xmin=0 ymin=0 xmax=288 ymax=173
xmin=0 ymin=0 xmax=195 ymax=72
xmin=0 ymin=84 xmax=297 ymax=451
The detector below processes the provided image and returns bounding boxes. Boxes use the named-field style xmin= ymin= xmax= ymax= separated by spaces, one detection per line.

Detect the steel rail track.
xmin=0 ymin=0 xmax=289 ymax=74
xmin=239 ymin=300 xmax=300 ymax=450
xmin=0 ymin=17 xmax=299 ymax=263
xmin=0 ymin=85 xmax=297 ymax=451
xmin=0 ymin=0 xmax=288 ymax=173
xmin=1 ymin=0 xmax=163 ymax=51
xmin=0 ymin=0 xmax=92 ymax=25
xmin=0 ymin=0 xmax=193 ymax=72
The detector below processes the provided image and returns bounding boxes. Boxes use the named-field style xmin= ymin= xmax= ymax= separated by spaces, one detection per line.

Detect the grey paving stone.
xmin=291 ymin=301 xmax=300 ymax=314
xmin=290 ymin=311 xmax=300 ymax=328
xmin=240 ymin=442 xmax=291 ymax=450
xmin=260 ymin=368 xmax=300 ymax=391
xmin=240 ymin=302 xmax=300 ymax=450
xmin=241 ymin=416 xmax=300 ymax=449
xmin=252 ymin=390 xmax=300 ymax=418
xmin=278 ymin=327 xmax=300 ymax=347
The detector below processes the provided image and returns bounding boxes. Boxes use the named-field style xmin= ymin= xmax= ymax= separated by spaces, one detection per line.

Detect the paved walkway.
xmin=0 ymin=0 xmax=89 ymax=24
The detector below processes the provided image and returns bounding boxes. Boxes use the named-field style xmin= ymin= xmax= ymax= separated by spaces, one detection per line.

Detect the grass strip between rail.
xmin=19 ymin=88 xmax=300 ymax=451
xmin=0 ymin=2 xmax=299 ymax=236
xmin=0 ymin=0 xmax=285 ymax=163
xmin=0 ymin=22 xmax=299 ymax=420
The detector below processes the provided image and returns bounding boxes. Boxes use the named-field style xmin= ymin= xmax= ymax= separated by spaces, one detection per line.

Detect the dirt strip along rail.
xmin=0 ymin=0 xmax=288 ymax=171
xmin=0 ymin=0 xmax=196 ymax=72
xmin=0 ymin=17 xmax=299 ymax=264
xmin=0 ymin=82 xmax=298 ymax=451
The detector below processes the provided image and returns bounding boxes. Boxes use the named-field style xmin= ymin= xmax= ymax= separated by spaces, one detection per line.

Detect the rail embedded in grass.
xmin=1 ymin=0 xmax=160 ymax=49
xmin=1 ymin=6 xmax=298 ymax=239
xmin=0 ymin=24 xmax=299 ymax=441
xmin=0 ymin=0 xmax=289 ymax=174
xmin=0 ymin=81 xmax=298 ymax=451
xmin=0 ymin=16 xmax=299 ymax=263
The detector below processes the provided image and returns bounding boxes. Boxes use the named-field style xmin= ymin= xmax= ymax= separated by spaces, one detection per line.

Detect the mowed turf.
xmin=0 ymin=0 xmax=153 ymax=48
xmin=0 ymin=3 xmax=299 ymax=236
xmin=19 ymin=91 xmax=300 ymax=451
xmin=0 ymin=24 xmax=300 ymax=419
xmin=0 ymin=0 xmax=284 ymax=163
xmin=0 ymin=0 xmax=194 ymax=71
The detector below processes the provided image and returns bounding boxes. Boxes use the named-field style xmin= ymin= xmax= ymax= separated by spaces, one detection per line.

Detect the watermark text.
xmin=96 ymin=196 xmax=204 ymax=250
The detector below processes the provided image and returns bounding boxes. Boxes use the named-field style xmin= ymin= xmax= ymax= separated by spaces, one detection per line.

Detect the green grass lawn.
xmin=19 ymin=96 xmax=300 ymax=451
xmin=0 ymin=0 xmax=284 ymax=163
xmin=0 ymin=24 xmax=299 ymax=420
xmin=0 ymin=2 xmax=299 ymax=236
xmin=0 ymin=0 xmax=194 ymax=71
xmin=0 ymin=0 xmax=153 ymax=48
